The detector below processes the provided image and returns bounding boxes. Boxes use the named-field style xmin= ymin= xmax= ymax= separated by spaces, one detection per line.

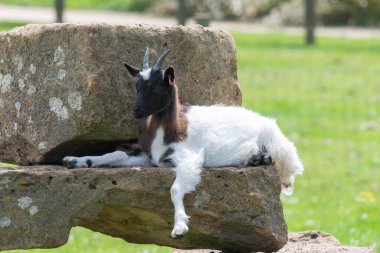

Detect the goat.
xmin=63 ymin=48 xmax=303 ymax=238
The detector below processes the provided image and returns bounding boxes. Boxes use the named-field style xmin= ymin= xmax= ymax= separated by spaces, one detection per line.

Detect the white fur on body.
xmin=63 ymin=105 xmax=303 ymax=237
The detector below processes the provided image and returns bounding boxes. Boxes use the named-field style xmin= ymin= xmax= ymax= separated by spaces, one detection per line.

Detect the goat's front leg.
xmin=63 ymin=151 xmax=152 ymax=168
xmin=170 ymin=149 xmax=204 ymax=238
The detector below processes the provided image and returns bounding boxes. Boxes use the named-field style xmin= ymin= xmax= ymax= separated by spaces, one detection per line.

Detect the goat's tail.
xmin=258 ymin=120 xmax=304 ymax=195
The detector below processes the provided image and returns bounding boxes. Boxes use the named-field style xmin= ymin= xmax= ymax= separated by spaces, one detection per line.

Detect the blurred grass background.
xmin=0 ymin=0 xmax=153 ymax=12
xmin=1 ymin=23 xmax=379 ymax=252
xmin=0 ymin=21 xmax=27 ymax=31
xmin=236 ymin=32 xmax=379 ymax=251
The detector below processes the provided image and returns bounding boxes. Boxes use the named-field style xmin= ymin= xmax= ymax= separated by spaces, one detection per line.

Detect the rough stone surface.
xmin=0 ymin=23 xmax=241 ymax=165
xmin=0 ymin=165 xmax=286 ymax=253
xmin=276 ymin=231 xmax=375 ymax=253
xmin=173 ymin=231 xmax=375 ymax=253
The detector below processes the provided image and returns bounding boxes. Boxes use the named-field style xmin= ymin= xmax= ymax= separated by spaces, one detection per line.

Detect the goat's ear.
xmin=123 ymin=62 xmax=140 ymax=78
xmin=164 ymin=66 xmax=175 ymax=86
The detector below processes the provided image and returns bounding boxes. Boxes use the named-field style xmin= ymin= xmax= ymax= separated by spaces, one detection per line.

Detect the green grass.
xmin=7 ymin=227 xmax=171 ymax=253
xmin=0 ymin=0 xmax=151 ymax=12
xmin=234 ymin=32 xmax=380 ymax=251
xmin=0 ymin=162 xmax=18 ymax=168
xmin=1 ymin=23 xmax=379 ymax=252
xmin=0 ymin=21 xmax=27 ymax=31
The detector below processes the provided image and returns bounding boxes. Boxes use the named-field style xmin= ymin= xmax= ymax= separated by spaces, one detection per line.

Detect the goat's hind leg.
xmin=248 ymin=145 xmax=273 ymax=166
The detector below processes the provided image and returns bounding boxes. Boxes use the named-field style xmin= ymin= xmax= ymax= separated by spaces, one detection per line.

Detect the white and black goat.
xmin=63 ymin=48 xmax=303 ymax=238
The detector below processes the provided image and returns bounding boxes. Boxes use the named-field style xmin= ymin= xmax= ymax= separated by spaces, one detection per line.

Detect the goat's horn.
xmin=142 ymin=47 xmax=149 ymax=70
xmin=154 ymin=49 xmax=171 ymax=68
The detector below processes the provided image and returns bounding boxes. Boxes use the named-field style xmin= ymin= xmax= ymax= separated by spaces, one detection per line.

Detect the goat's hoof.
xmin=249 ymin=154 xmax=262 ymax=166
xmin=249 ymin=148 xmax=273 ymax=167
xmin=171 ymin=222 xmax=188 ymax=238
xmin=62 ymin=156 xmax=79 ymax=169
xmin=262 ymin=153 xmax=273 ymax=165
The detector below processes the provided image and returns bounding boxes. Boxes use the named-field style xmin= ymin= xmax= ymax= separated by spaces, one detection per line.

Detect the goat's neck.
xmin=153 ymin=86 xmax=180 ymax=122
xmin=139 ymin=84 xmax=187 ymax=156
xmin=150 ymin=84 xmax=187 ymax=144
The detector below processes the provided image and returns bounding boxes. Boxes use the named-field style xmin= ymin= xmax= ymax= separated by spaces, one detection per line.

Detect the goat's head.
xmin=124 ymin=48 xmax=175 ymax=119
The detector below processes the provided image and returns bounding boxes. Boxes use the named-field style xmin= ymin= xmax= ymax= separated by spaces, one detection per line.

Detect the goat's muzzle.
xmin=133 ymin=106 xmax=145 ymax=119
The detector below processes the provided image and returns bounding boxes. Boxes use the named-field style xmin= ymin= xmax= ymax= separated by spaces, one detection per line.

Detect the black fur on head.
xmin=123 ymin=49 xmax=175 ymax=119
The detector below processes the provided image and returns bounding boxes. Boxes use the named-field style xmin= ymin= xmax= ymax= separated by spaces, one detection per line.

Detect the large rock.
xmin=0 ymin=165 xmax=286 ymax=253
xmin=0 ymin=24 xmax=241 ymax=165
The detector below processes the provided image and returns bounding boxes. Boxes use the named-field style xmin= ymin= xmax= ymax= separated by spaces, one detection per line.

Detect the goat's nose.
xmin=133 ymin=108 xmax=145 ymax=119
xmin=133 ymin=106 xmax=141 ymax=114
xmin=133 ymin=106 xmax=144 ymax=118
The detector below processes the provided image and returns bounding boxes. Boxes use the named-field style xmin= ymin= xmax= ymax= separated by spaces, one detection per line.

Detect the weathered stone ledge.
xmin=0 ymin=165 xmax=286 ymax=253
